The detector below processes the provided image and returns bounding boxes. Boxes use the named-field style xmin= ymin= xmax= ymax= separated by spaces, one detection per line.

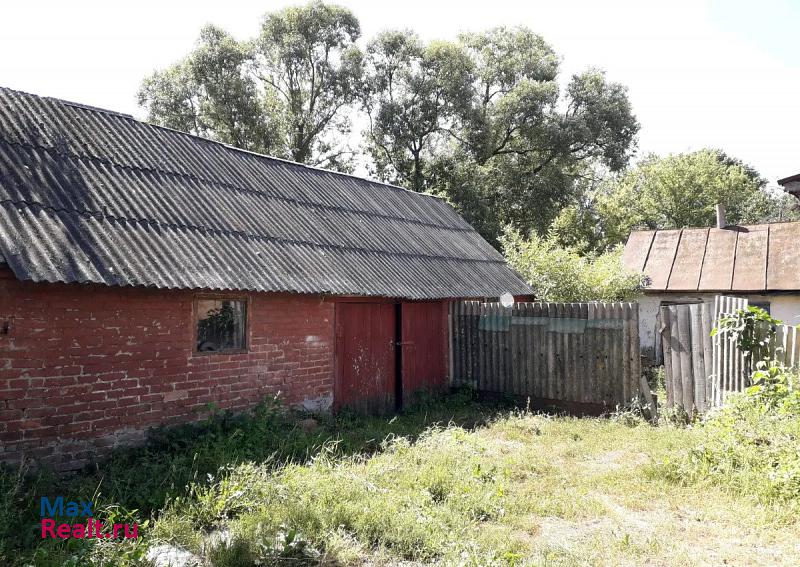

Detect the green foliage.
xmin=136 ymin=4 xmax=798 ymax=253
xmin=0 ymin=392 xmax=501 ymax=566
xmin=747 ymin=360 xmax=800 ymax=413
xmin=590 ymin=149 xmax=798 ymax=248
xmin=139 ymin=1 xmax=362 ymax=169
xmin=140 ymin=11 xmax=639 ymax=245
xmin=500 ymin=226 xmax=644 ymax=302
xmin=138 ymin=25 xmax=276 ymax=155
xmin=163 ymin=428 xmax=513 ymax=563
xmin=425 ymin=30 xmax=639 ymax=246
xmin=656 ymin=361 xmax=800 ymax=504
xmin=712 ymin=306 xmax=783 ymax=364
xmin=438 ymin=29 xmax=638 ymax=246
xmin=362 ymin=31 xmax=474 ymax=192
xmin=549 ymin=196 xmax=605 ymax=255
xmin=654 ymin=308 xmax=800 ymax=504
xmin=254 ymin=0 xmax=363 ymax=166
xmin=5 ymin=397 xmax=799 ymax=564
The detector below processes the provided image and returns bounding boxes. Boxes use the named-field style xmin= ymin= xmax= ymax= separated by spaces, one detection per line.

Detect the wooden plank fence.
xmin=661 ymin=302 xmax=716 ymax=413
xmin=773 ymin=323 xmax=800 ymax=369
xmin=662 ymin=296 xmax=800 ymax=413
xmin=661 ymin=297 xmax=746 ymax=413
xmin=450 ymin=301 xmax=642 ymax=409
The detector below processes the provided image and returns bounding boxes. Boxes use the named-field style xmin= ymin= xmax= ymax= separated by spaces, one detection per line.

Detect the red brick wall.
xmin=0 ymin=269 xmax=334 ymax=470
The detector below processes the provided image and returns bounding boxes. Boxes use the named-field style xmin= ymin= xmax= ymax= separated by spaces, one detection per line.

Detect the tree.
xmin=455 ymin=27 xmax=560 ymax=165
xmin=253 ymin=1 xmax=363 ymax=166
xmin=362 ymin=26 xmax=638 ymax=244
xmin=441 ymin=29 xmax=638 ymax=246
xmin=138 ymin=11 xmax=640 ymax=246
xmin=138 ymin=1 xmax=362 ymax=170
xmin=591 ymin=149 xmax=798 ymax=247
xmin=138 ymin=25 xmax=275 ymax=154
xmin=500 ymin=226 xmax=644 ymax=302
xmin=362 ymin=31 xmax=473 ymax=192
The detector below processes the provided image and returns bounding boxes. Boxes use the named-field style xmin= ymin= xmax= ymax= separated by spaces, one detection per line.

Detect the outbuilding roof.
xmin=622 ymin=222 xmax=800 ymax=292
xmin=0 ymin=86 xmax=532 ymax=300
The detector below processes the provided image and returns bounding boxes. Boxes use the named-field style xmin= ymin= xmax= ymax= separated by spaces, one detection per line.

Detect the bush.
xmin=500 ymin=226 xmax=645 ymax=302
xmin=712 ymin=305 xmax=783 ymax=369
xmin=657 ymin=361 xmax=800 ymax=503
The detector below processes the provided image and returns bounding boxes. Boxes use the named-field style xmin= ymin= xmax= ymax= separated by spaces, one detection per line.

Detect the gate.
xmin=334 ymin=301 xmax=450 ymax=414
xmin=400 ymin=302 xmax=449 ymax=405
xmin=334 ymin=302 xmax=396 ymax=414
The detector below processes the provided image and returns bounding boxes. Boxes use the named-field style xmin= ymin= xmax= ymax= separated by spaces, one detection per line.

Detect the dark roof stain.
xmin=0 ymin=86 xmax=532 ymax=299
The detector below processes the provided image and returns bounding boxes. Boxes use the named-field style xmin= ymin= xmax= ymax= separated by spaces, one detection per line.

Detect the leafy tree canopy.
xmin=362 ymin=26 xmax=639 ymax=243
xmin=500 ymin=226 xmax=644 ymax=302
xmin=139 ymin=1 xmax=362 ymax=170
xmin=362 ymin=31 xmax=474 ymax=192
xmin=139 ymin=5 xmax=640 ymax=244
xmin=550 ymin=149 xmax=800 ymax=252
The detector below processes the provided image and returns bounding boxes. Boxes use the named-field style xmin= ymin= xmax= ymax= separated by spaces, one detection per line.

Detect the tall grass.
xmin=3 ymin=379 xmax=799 ymax=565
xmin=654 ymin=361 xmax=800 ymax=506
xmin=0 ymin=390 xmax=501 ymax=566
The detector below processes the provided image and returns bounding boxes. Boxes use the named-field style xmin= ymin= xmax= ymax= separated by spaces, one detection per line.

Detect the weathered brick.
xmin=0 ymin=270 xmax=335 ymax=470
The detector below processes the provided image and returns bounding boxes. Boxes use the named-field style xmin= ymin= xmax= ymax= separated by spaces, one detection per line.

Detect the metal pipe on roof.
xmin=715 ymin=204 xmax=727 ymax=229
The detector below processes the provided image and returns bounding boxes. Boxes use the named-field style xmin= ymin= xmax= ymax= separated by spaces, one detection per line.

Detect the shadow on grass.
xmin=0 ymin=388 xmax=514 ymax=564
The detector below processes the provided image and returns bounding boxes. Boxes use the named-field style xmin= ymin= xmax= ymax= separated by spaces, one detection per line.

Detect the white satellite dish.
xmin=499 ymin=292 xmax=515 ymax=308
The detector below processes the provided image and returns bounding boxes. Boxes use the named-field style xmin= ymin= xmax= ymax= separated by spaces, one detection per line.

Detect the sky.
xmin=2 ymin=0 xmax=798 ymax=184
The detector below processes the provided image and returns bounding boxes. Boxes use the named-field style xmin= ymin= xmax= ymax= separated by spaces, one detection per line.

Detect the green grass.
xmin=2 ymin=389 xmax=799 ymax=566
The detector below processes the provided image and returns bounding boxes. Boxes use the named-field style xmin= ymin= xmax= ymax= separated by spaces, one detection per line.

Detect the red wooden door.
xmin=401 ymin=301 xmax=449 ymax=405
xmin=334 ymin=302 xmax=396 ymax=414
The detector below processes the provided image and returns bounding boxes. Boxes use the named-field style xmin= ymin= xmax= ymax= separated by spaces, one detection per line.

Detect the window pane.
xmin=196 ymin=299 xmax=246 ymax=352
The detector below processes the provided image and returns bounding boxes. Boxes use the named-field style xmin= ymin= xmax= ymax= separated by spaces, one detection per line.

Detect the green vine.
xmin=711 ymin=306 xmax=782 ymax=363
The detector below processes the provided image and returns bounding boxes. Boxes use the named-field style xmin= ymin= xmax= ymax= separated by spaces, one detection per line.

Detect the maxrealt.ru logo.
xmin=40 ymin=497 xmax=138 ymax=540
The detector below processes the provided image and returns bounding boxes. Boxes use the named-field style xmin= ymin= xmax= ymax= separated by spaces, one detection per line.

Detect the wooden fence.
xmin=661 ymin=297 xmax=746 ymax=413
xmin=662 ymin=296 xmax=800 ymax=412
xmin=771 ymin=324 xmax=800 ymax=368
xmin=450 ymin=301 xmax=642 ymax=409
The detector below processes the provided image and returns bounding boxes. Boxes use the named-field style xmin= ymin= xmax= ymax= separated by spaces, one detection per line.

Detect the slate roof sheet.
xmin=623 ymin=223 xmax=800 ymax=292
xmin=0 ymin=87 xmax=532 ymax=299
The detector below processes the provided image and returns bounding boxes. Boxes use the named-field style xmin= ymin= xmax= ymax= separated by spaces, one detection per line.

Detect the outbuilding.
xmin=0 ymin=87 xmax=532 ymax=469
xmin=622 ymin=209 xmax=800 ymax=363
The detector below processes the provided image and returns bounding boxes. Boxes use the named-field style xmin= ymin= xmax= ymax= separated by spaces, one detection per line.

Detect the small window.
xmin=195 ymin=298 xmax=247 ymax=353
xmin=750 ymin=301 xmax=771 ymax=315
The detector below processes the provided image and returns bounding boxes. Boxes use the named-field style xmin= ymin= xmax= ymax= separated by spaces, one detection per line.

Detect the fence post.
xmin=689 ymin=304 xmax=706 ymax=413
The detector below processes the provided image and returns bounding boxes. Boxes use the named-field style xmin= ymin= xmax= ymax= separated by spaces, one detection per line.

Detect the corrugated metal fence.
xmin=662 ymin=296 xmax=800 ymax=413
xmin=450 ymin=301 xmax=641 ymax=408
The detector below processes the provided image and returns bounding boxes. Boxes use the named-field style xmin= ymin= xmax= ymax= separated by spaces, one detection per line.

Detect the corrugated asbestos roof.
xmin=0 ymin=86 xmax=532 ymax=299
xmin=622 ymin=223 xmax=800 ymax=292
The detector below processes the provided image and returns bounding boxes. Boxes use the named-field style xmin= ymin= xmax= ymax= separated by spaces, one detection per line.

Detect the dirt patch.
xmin=531 ymin=515 xmax=614 ymax=548
xmin=585 ymin=450 xmax=650 ymax=473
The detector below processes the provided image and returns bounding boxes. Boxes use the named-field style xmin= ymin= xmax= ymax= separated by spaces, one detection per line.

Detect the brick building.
xmin=0 ymin=87 xmax=531 ymax=470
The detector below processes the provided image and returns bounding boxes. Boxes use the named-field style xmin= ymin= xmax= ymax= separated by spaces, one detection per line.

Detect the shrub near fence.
xmin=450 ymin=301 xmax=641 ymax=410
